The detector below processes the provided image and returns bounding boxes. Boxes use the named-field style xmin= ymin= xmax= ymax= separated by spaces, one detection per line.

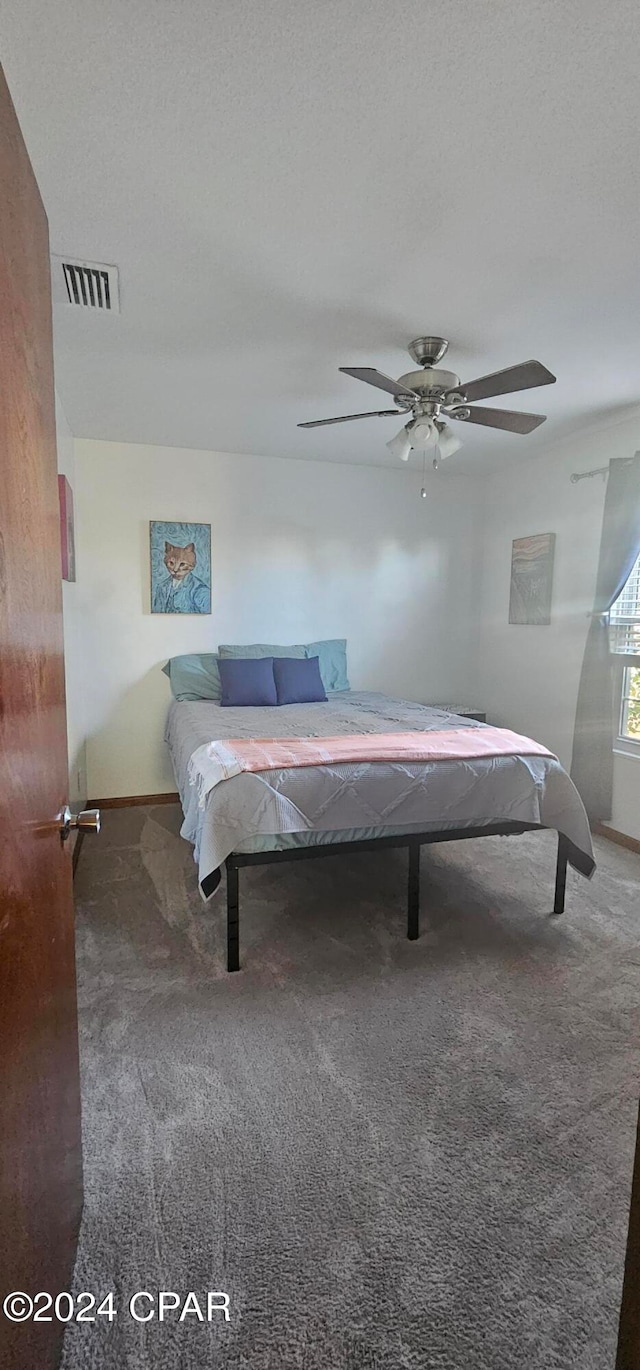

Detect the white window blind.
xmin=609 ymin=552 xmax=640 ymax=657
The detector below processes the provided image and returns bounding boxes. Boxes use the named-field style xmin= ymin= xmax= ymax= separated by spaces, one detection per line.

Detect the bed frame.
xmin=224 ymin=823 xmax=571 ymax=972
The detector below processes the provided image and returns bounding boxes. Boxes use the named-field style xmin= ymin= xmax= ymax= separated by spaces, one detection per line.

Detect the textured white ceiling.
xmin=3 ymin=0 xmax=640 ymax=470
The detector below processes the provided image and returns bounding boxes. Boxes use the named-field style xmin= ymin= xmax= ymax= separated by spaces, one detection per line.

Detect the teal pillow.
xmin=305 ymin=639 xmax=349 ymax=692
xmin=162 ymin=653 xmax=222 ymax=701
xmin=218 ymin=642 xmax=306 ymax=660
xmin=216 ymin=640 xmax=349 ymax=691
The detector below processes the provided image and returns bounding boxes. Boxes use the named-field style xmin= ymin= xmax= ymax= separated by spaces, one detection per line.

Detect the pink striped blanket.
xmin=189 ymin=727 xmax=554 ymax=802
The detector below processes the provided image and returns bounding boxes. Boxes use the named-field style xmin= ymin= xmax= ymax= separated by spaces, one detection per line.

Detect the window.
xmin=611 ymin=552 xmax=640 ymax=750
xmin=620 ymin=665 xmax=640 ymax=743
xmin=610 ymin=552 xmax=640 ymax=655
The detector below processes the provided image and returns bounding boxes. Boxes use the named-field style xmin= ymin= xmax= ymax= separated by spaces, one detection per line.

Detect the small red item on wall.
xmin=58 ymin=475 xmax=76 ymax=581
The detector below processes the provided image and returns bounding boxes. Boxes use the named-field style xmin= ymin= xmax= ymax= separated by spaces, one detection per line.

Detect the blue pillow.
xmin=218 ymin=656 xmax=278 ymax=707
xmin=305 ymin=639 xmax=349 ymax=692
xmin=162 ymin=653 xmax=222 ymax=701
xmin=218 ymin=642 xmax=306 ymax=659
xmin=273 ymin=656 xmax=327 ymax=706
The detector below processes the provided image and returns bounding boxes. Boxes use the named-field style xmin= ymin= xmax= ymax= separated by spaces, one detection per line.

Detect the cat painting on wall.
xmin=150 ymin=521 xmax=211 ymax=614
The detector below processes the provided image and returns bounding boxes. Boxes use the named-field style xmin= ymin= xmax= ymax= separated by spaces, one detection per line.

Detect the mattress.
xmin=165 ymin=691 xmax=595 ymax=897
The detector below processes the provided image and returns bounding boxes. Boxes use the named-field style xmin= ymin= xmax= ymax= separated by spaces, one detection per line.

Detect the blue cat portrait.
xmin=150 ymin=521 xmax=211 ymax=614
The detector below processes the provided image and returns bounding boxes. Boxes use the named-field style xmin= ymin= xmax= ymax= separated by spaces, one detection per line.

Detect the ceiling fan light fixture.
xmin=386 ymin=426 xmax=412 ymax=462
xmin=407 ymin=417 xmax=439 ymax=450
xmin=434 ymin=420 xmax=463 ymax=461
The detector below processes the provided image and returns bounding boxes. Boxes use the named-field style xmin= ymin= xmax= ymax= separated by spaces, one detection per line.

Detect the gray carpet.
xmin=61 ymin=805 xmax=640 ymax=1370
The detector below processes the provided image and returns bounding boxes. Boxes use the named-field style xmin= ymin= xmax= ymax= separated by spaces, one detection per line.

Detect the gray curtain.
xmin=570 ymin=453 xmax=640 ymax=824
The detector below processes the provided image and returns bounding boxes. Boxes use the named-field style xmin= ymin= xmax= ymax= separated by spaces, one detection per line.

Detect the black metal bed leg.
xmin=553 ymin=835 xmax=568 ymax=916
xmin=226 ymin=858 xmax=240 ymax=971
xmin=407 ymin=840 xmax=420 ymax=940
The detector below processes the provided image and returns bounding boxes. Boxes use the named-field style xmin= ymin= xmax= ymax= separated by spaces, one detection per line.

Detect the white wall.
xmin=55 ymin=392 xmax=88 ymax=804
xmin=475 ymin=409 xmax=640 ymax=839
xmin=611 ymin=753 xmax=640 ymax=844
xmin=74 ymin=440 xmax=482 ymax=799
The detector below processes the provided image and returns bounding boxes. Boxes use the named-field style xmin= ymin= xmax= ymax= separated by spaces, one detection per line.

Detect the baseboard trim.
xmin=89 ymin=792 xmax=180 ymax=809
xmin=594 ymin=823 xmax=640 ymax=856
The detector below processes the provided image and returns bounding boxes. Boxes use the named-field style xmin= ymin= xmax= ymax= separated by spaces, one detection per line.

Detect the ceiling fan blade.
xmin=339 ymin=366 xmax=419 ymax=399
xmin=453 ymin=360 xmax=556 ymax=404
xmin=298 ymin=409 xmax=400 ymax=429
xmin=450 ymin=406 xmax=547 ymax=434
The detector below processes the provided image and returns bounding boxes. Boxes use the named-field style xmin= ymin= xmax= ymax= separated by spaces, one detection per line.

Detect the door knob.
xmin=59 ymin=805 xmax=101 ymax=841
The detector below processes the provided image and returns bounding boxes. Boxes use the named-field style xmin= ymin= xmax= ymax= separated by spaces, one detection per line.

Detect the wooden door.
xmin=617 ymin=1104 xmax=640 ymax=1369
xmin=0 ymin=65 xmax=83 ymax=1369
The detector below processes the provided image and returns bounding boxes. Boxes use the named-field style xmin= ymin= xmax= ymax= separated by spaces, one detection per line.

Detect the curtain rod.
xmin=570 ymin=465 xmax=609 ymax=484
xmin=570 ymin=456 xmax=635 ymax=484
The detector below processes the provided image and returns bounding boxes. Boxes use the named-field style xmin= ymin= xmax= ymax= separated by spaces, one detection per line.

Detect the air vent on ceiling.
xmin=51 ymin=256 xmax=120 ymax=312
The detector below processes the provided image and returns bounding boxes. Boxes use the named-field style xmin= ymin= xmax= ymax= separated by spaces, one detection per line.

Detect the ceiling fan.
xmin=298 ymin=336 xmax=556 ymax=466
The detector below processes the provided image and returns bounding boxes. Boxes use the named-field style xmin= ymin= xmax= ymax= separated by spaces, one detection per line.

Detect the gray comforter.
xmin=165 ymin=691 xmax=595 ymax=896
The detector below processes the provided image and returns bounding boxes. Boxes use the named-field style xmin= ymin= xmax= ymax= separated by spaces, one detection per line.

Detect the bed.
xmin=166 ymin=690 xmax=595 ymax=972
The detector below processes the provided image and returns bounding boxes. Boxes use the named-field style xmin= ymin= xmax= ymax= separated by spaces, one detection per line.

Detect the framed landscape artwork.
xmin=58 ymin=475 xmax=76 ymax=581
xmin=150 ymin=520 xmax=211 ymax=614
xmin=509 ymin=533 xmax=555 ymax=625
